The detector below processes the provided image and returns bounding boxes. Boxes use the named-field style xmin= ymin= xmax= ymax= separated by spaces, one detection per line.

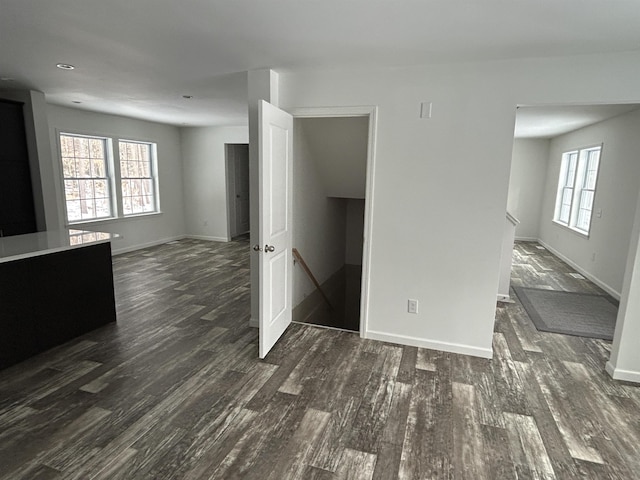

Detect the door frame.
xmin=225 ymin=143 xmax=249 ymax=240
xmin=288 ymin=105 xmax=378 ymax=338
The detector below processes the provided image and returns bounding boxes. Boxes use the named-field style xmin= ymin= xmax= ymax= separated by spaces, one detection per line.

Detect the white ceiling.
xmin=514 ymin=104 xmax=640 ymax=139
xmin=2 ymin=1 xmax=640 ymax=126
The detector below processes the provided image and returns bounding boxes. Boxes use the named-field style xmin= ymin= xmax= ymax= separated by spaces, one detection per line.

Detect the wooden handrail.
xmin=292 ymin=248 xmax=334 ymax=311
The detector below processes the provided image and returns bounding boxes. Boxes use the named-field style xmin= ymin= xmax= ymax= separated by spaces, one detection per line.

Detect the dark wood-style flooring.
xmin=0 ymin=238 xmax=639 ymax=479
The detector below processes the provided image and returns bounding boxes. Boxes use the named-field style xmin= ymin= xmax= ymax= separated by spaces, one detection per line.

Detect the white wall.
xmin=180 ymin=126 xmax=248 ymax=241
xmin=47 ymin=105 xmax=186 ymax=253
xmin=293 ymin=118 xmax=347 ymax=307
xmin=538 ymin=108 xmax=640 ymax=298
xmin=608 ymin=187 xmax=640 ymax=382
xmin=300 ymin=117 xmax=368 ymax=198
xmin=279 ymin=51 xmax=640 ymax=359
xmin=508 ymin=138 xmax=550 ymax=240
xmin=345 ymin=199 xmax=365 ymax=265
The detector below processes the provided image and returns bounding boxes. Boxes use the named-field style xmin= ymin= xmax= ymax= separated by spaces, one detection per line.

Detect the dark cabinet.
xmin=0 ymin=99 xmax=37 ymax=237
xmin=0 ymin=242 xmax=117 ymax=370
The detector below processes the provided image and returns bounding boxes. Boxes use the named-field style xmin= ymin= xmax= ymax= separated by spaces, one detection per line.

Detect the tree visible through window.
xmin=553 ymin=145 xmax=601 ymax=235
xmin=59 ymin=133 xmax=159 ymax=224
xmin=119 ymin=141 xmax=157 ymax=215
xmin=60 ymin=134 xmax=112 ymax=222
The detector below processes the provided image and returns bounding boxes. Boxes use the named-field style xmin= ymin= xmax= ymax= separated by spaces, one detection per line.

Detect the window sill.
xmin=552 ymin=219 xmax=590 ymax=238
xmin=66 ymin=211 xmax=163 ymax=228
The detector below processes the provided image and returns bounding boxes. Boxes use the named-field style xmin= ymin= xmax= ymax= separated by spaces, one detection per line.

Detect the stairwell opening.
xmin=291 ymin=114 xmax=371 ymax=333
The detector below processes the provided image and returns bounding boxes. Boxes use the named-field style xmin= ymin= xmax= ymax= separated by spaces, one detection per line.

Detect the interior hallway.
xmin=510 ymin=241 xmax=615 ymax=297
xmin=0 ymin=238 xmax=638 ymax=479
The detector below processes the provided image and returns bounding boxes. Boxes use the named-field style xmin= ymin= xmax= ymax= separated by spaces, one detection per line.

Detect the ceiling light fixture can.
xmin=56 ymin=63 xmax=75 ymax=70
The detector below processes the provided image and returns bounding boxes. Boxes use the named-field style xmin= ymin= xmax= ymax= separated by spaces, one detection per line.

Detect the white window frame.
xmin=553 ymin=144 xmax=602 ymax=236
xmin=57 ymin=131 xmax=161 ymax=226
xmin=118 ymin=139 xmax=160 ymax=216
xmin=59 ymin=133 xmax=116 ymax=224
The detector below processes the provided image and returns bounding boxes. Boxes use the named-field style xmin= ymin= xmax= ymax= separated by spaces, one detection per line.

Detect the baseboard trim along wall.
xmin=538 ymin=239 xmax=621 ymax=300
xmin=112 ymin=235 xmax=187 ymax=255
xmin=515 ymin=236 xmax=539 ymax=242
xmin=187 ymin=235 xmax=229 ymax=242
xmin=605 ymin=361 xmax=640 ymax=384
xmin=365 ymin=330 xmax=493 ymax=359
xmin=249 ymin=318 xmax=259 ymax=328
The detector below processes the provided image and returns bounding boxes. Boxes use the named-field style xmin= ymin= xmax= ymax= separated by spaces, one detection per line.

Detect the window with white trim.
xmin=60 ymin=134 xmax=113 ymax=222
xmin=59 ymin=133 xmax=159 ymax=224
xmin=553 ymin=145 xmax=601 ymax=235
xmin=119 ymin=140 xmax=157 ymax=215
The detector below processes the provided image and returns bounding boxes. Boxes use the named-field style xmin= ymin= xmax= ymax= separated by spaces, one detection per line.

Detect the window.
xmin=59 ymin=133 xmax=159 ymax=224
xmin=553 ymin=145 xmax=601 ymax=235
xmin=60 ymin=134 xmax=112 ymax=222
xmin=119 ymin=141 xmax=157 ymax=215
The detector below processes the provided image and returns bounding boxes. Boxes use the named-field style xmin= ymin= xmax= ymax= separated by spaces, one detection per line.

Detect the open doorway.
xmin=290 ymin=112 xmax=373 ymax=333
xmin=225 ymin=143 xmax=250 ymax=240
xmin=504 ymin=104 xmax=640 ymax=341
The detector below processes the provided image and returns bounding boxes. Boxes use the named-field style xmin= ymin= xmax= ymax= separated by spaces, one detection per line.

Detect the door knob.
xmin=265 ymin=245 xmax=275 ymax=253
xmin=253 ymin=244 xmax=263 ymax=252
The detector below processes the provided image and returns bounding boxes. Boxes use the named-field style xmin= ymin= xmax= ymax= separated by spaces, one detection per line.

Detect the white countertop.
xmin=0 ymin=229 xmax=119 ymax=264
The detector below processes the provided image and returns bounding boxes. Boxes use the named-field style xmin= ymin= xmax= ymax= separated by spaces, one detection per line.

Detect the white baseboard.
xmin=515 ymin=236 xmax=539 ymax=242
xmin=605 ymin=361 xmax=640 ymax=384
xmin=537 ymin=240 xmax=621 ymax=300
xmin=364 ymin=330 xmax=493 ymax=359
xmin=112 ymin=235 xmax=187 ymax=255
xmin=497 ymin=294 xmax=514 ymax=303
xmin=187 ymin=235 xmax=229 ymax=242
xmin=249 ymin=318 xmax=259 ymax=328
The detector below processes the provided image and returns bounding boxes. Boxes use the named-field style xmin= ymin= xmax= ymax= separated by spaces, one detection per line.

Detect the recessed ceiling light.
xmin=56 ymin=63 xmax=75 ymax=70
xmin=72 ymin=100 xmax=82 ymax=104
xmin=182 ymin=95 xmax=193 ymax=99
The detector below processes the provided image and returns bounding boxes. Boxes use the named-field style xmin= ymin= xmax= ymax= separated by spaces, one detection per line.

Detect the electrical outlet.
xmin=408 ymin=299 xmax=418 ymax=314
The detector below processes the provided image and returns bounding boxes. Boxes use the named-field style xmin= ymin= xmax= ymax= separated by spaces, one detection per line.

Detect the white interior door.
xmin=258 ymin=100 xmax=293 ymax=359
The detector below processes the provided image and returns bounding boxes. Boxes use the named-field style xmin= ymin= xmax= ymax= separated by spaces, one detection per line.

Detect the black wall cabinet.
xmin=0 ymin=98 xmax=37 ymax=237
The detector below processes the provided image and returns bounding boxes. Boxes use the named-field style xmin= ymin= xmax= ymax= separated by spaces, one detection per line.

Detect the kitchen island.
xmin=0 ymin=229 xmax=119 ymax=369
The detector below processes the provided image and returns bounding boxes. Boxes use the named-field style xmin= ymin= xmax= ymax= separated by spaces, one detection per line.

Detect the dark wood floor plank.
xmin=17 ymin=464 xmax=62 ymax=480
xmin=345 ymin=375 xmax=395 ymax=454
xmin=371 ymin=441 xmax=402 ymax=480
xmin=380 ymin=381 xmax=412 ymax=445
xmin=208 ymin=391 xmax=306 ymax=480
xmin=333 ymin=448 xmax=377 ymax=480
xmin=503 ymin=412 xmax=556 ymax=479
xmin=266 ymin=407 xmax=331 ymax=480
xmin=310 ymin=396 xmax=361 ymax=473
xmin=395 ymin=345 xmax=417 ymax=384
xmin=246 ymin=327 xmax=320 ymax=410
xmin=451 ymin=382 xmax=489 ymax=480
xmin=531 ymin=357 xmax=604 ymax=465
xmin=480 ymin=425 xmax=517 ymax=480
xmin=398 ymin=368 xmax=453 ymax=479
xmin=491 ymin=353 xmax=532 ymax=416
